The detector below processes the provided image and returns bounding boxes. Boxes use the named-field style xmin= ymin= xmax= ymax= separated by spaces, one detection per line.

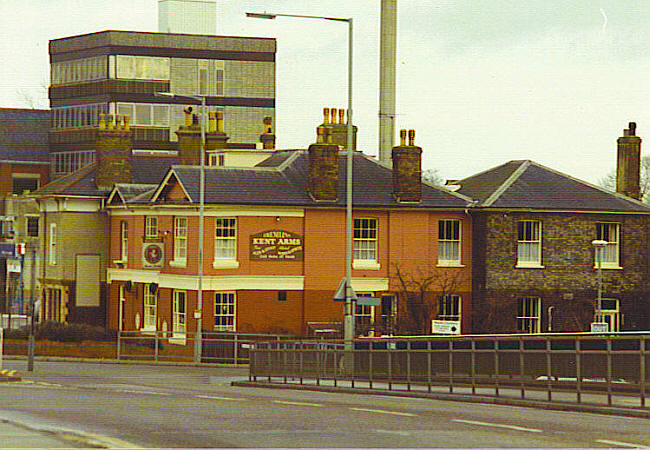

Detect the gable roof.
xmin=455 ymin=160 xmax=650 ymax=213
xmin=150 ymin=151 xmax=471 ymax=209
xmin=32 ymin=154 xmax=176 ymax=198
xmin=0 ymin=108 xmax=50 ymax=163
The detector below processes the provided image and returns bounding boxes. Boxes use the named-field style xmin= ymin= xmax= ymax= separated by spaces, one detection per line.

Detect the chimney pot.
xmin=339 ymin=109 xmax=345 ymax=125
xmin=408 ymin=129 xmax=415 ymax=146
xmin=323 ymin=107 xmax=330 ymax=124
xmin=115 ymin=115 xmax=122 ymax=130
xmin=208 ymin=112 xmax=217 ymax=133
xmin=123 ymin=115 xmax=130 ymax=131
xmin=107 ymin=114 xmax=114 ymax=130
xmin=331 ymin=108 xmax=337 ymax=124
xmin=99 ymin=113 xmax=106 ymax=130
xmin=629 ymin=122 xmax=637 ymax=135
xmin=400 ymin=129 xmax=407 ymax=146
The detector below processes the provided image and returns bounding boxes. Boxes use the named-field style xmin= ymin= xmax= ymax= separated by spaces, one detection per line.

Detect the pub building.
xmin=105 ymin=108 xmax=473 ymax=340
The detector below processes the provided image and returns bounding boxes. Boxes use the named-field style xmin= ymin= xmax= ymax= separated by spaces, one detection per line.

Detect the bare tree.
xmin=390 ymin=263 xmax=468 ymax=334
xmin=598 ymin=156 xmax=650 ymax=202
xmin=422 ymin=168 xmax=443 ymax=186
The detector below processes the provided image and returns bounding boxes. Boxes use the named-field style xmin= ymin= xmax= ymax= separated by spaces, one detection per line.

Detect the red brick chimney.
xmin=308 ymin=121 xmax=339 ymax=201
xmin=392 ymin=129 xmax=422 ymax=202
xmin=175 ymin=108 xmax=202 ymax=165
xmin=616 ymin=122 xmax=642 ymax=200
xmin=96 ymin=114 xmax=133 ymax=188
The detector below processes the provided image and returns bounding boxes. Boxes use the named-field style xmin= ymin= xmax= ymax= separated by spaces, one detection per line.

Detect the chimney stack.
xmin=308 ymin=139 xmax=340 ymax=201
xmin=315 ymin=106 xmax=357 ymax=150
xmin=616 ymin=122 xmax=642 ymax=200
xmin=176 ymin=108 xmax=203 ymax=165
xmin=206 ymin=110 xmax=229 ymax=151
xmin=259 ymin=116 xmax=276 ymax=150
xmin=391 ymin=129 xmax=422 ymax=202
xmin=96 ymin=114 xmax=133 ymax=188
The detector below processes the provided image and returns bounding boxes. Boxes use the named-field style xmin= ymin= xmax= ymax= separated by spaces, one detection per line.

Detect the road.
xmin=1 ymin=359 xmax=649 ymax=448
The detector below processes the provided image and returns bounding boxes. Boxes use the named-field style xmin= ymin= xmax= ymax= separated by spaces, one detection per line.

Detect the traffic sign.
xmin=333 ymin=279 xmax=358 ymax=302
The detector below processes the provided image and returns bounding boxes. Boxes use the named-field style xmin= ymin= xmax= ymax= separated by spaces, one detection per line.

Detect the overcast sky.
xmin=1 ymin=0 xmax=650 ymax=184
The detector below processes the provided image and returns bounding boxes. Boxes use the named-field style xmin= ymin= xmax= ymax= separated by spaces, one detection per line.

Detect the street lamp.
xmin=591 ymin=239 xmax=608 ymax=328
xmin=247 ymin=11 xmax=356 ymax=343
xmin=156 ymin=92 xmax=206 ymax=362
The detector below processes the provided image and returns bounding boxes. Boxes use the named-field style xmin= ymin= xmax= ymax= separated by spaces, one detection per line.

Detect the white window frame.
xmin=353 ymin=218 xmax=380 ymax=270
xmin=143 ymin=283 xmax=157 ymax=332
xmin=598 ymin=298 xmax=620 ymax=332
xmin=145 ymin=217 xmax=158 ymax=239
xmin=595 ymin=223 xmax=621 ymax=269
xmin=120 ymin=221 xmax=128 ymax=262
xmin=171 ymin=216 xmax=187 ymax=267
xmin=517 ymin=297 xmax=541 ymax=333
xmin=49 ymin=223 xmax=57 ymax=265
xmin=213 ymin=218 xmax=239 ymax=268
xmin=214 ymin=291 xmax=236 ymax=331
xmin=438 ymin=294 xmax=461 ymax=321
xmin=172 ymin=290 xmax=187 ymax=339
xmin=355 ymin=292 xmax=376 ymax=336
xmin=516 ymin=220 xmax=543 ymax=268
xmin=438 ymin=219 xmax=462 ymax=267
xmin=118 ymin=284 xmax=126 ymax=331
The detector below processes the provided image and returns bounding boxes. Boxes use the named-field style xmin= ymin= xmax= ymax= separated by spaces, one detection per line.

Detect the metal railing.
xmin=249 ymin=332 xmax=650 ymax=409
xmin=117 ymin=331 xmax=294 ymax=364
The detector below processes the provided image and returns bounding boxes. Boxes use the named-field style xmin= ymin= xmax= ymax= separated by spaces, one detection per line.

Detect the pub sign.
xmin=250 ymin=230 xmax=303 ymax=261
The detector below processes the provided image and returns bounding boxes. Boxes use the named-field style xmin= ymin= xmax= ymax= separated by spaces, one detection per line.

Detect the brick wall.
xmin=472 ymin=211 xmax=650 ymax=332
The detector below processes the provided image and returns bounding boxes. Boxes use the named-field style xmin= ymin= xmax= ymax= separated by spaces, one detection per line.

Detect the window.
xmin=115 ymin=103 xmax=169 ymax=127
xmin=218 ymin=155 xmax=225 ymax=166
xmin=173 ymin=217 xmax=187 ymax=264
xmin=438 ymin=294 xmax=461 ymax=321
xmin=49 ymin=223 xmax=57 ymax=265
xmin=438 ymin=219 xmax=461 ymax=265
xmin=517 ymin=297 xmax=541 ymax=333
xmin=355 ymin=293 xmax=375 ymax=336
xmin=353 ymin=218 xmax=379 ymax=269
xmin=598 ymin=298 xmax=620 ymax=332
xmin=0 ymin=219 xmax=14 ymax=239
xmin=215 ymin=67 xmax=224 ymax=96
xmin=27 ymin=217 xmax=39 ymax=237
xmin=214 ymin=292 xmax=236 ymax=331
xmin=517 ymin=220 xmax=542 ymax=267
xmin=380 ymin=294 xmax=397 ymax=334
xmin=198 ymin=60 xmax=209 ymax=95
xmin=595 ymin=223 xmax=620 ymax=268
xmin=173 ymin=290 xmax=186 ymax=335
xmin=12 ymin=175 xmax=39 ymax=194
xmin=119 ymin=285 xmax=126 ymax=331
xmin=120 ymin=221 xmax=128 ymax=262
xmin=143 ymin=283 xmax=157 ymax=330
xmin=214 ymin=218 xmax=236 ymax=259
xmin=145 ymin=217 xmax=158 ymax=239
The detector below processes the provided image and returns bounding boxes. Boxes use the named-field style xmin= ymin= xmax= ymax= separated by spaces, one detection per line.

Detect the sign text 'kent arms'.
xmin=250 ymin=230 xmax=304 ymax=261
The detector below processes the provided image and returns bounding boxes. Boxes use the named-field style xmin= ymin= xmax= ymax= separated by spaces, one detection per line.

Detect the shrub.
xmin=28 ymin=321 xmax=115 ymax=343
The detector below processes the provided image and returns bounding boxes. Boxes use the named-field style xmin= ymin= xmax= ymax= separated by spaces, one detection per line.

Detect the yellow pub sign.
xmin=250 ymin=230 xmax=304 ymax=261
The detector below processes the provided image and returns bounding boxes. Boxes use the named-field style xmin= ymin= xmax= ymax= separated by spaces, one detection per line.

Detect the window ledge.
xmin=353 ymin=260 xmax=381 ymax=270
xmin=140 ymin=327 xmax=156 ymax=335
xmin=169 ymin=259 xmax=186 ymax=268
xmin=594 ymin=264 xmax=622 ymax=270
xmin=113 ymin=259 xmax=127 ymax=265
xmin=437 ymin=262 xmax=465 ymax=268
xmin=515 ymin=263 xmax=545 ymax=269
xmin=212 ymin=259 xmax=240 ymax=269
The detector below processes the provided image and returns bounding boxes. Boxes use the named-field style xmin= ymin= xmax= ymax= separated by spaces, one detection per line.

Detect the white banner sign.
xmin=431 ymin=320 xmax=461 ymax=335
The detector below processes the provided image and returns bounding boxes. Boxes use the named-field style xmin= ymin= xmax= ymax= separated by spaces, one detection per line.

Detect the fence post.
xmin=576 ymin=337 xmax=581 ymax=404
xmin=369 ymin=340 xmax=373 ymax=390
xmin=448 ymin=338 xmax=453 ymax=394
xmin=546 ymin=336 xmax=552 ymax=402
xmin=494 ymin=338 xmax=499 ymax=397
xmin=299 ymin=342 xmax=304 ymax=385
xmin=388 ymin=342 xmax=393 ymax=391
xmin=427 ymin=340 xmax=432 ymax=393
xmin=606 ymin=335 xmax=612 ymax=406
xmin=268 ymin=342 xmax=272 ymax=383
xmin=641 ymin=336 xmax=646 ymax=408
xmin=117 ymin=331 xmax=121 ymax=361
xmin=155 ymin=332 xmax=159 ymax=362
xmin=406 ymin=340 xmax=411 ymax=392
xmin=471 ymin=338 xmax=476 ymax=395
xmin=519 ymin=336 xmax=525 ymax=399
xmin=233 ymin=334 xmax=238 ymax=365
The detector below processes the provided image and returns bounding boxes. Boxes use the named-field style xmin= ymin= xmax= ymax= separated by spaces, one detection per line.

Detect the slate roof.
xmin=33 ymin=155 xmax=176 ymax=198
xmin=455 ymin=160 xmax=650 ymax=213
xmin=0 ymin=108 xmax=50 ymax=163
xmin=158 ymin=151 xmax=471 ymax=208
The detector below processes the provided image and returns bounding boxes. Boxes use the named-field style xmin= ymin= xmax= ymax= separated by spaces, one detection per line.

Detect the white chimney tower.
xmin=378 ymin=0 xmax=397 ymax=162
xmin=158 ymin=0 xmax=217 ymax=35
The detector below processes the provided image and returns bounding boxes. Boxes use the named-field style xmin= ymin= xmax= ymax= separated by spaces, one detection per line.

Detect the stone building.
xmin=454 ymin=124 xmax=650 ymax=333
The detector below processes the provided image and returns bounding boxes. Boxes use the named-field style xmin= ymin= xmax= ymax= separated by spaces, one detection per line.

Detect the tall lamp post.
xmin=156 ymin=92 xmax=206 ymax=362
xmin=246 ymin=11 xmax=356 ymax=343
xmin=591 ymin=239 xmax=608 ymax=328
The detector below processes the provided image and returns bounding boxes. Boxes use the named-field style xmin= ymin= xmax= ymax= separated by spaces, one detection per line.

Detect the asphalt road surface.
xmin=1 ymin=359 xmax=649 ymax=448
